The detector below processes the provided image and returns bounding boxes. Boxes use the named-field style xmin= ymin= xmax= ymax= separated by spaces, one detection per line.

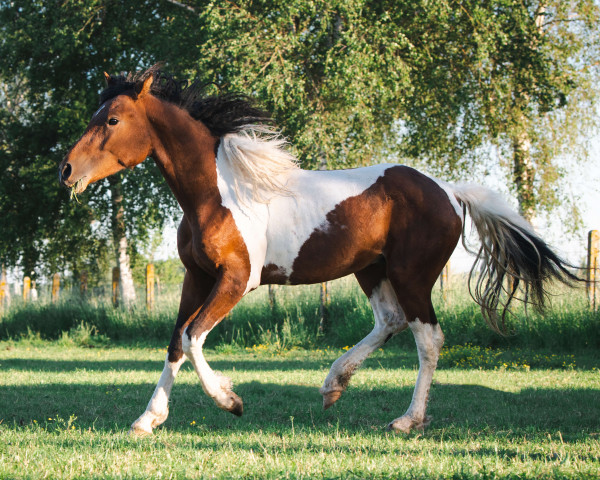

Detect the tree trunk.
xmin=512 ymin=127 xmax=536 ymax=223
xmin=109 ymin=176 xmax=137 ymax=306
xmin=510 ymin=5 xmax=547 ymax=224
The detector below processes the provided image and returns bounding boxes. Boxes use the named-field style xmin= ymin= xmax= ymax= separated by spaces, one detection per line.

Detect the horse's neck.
xmin=145 ymin=98 xmax=220 ymax=219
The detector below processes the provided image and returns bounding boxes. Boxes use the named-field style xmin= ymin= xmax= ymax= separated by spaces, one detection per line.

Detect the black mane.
xmin=99 ymin=66 xmax=272 ymax=137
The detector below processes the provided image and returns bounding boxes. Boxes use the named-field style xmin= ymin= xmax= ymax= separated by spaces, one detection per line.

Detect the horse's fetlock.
xmin=215 ymin=372 xmax=233 ymax=392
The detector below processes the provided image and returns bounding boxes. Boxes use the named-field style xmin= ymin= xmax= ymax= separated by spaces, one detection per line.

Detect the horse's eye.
xmin=108 ymin=118 xmax=119 ymax=126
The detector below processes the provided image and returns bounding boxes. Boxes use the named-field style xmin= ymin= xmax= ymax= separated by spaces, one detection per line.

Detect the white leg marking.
xmin=388 ymin=320 xmax=444 ymax=434
xmin=182 ymin=329 xmax=240 ymax=412
xmin=130 ymin=354 xmax=186 ymax=435
xmin=320 ymin=279 xmax=407 ymax=405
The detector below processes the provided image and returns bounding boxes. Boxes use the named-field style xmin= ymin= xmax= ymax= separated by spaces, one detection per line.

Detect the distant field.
xmin=0 ymin=276 xmax=598 ymax=351
xmin=1 ymin=343 xmax=599 ymax=479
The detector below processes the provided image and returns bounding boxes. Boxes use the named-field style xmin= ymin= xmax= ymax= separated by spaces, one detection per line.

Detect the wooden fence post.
xmin=146 ymin=264 xmax=155 ymax=310
xmin=31 ymin=280 xmax=37 ymax=301
xmin=112 ymin=267 xmax=120 ymax=307
xmin=319 ymin=282 xmax=330 ymax=333
xmin=80 ymin=271 xmax=88 ymax=297
xmin=23 ymin=276 xmax=31 ymax=303
xmin=52 ymin=273 xmax=60 ymax=303
xmin=587 ymin=230 xmax=599 ymax=310
xmin=268 ymin=284 xmax=276 ymax=308
xmin=0 ymin=267 xmax=7 ymax=308
xmin=440 ymin=261 xmax=450 ymax=302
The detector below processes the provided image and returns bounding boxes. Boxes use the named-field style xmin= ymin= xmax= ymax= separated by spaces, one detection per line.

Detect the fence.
xmin=588 ymin=230 xmax=599 ymax=311
xmin=1 ymin=230 xmax=599 ymax=312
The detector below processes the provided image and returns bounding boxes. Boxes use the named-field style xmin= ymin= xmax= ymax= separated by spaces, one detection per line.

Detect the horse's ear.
xmin=103 ymin=72 xmax=112 ymax=87
xmin=136 ymin=75 xmax=154 ymax=98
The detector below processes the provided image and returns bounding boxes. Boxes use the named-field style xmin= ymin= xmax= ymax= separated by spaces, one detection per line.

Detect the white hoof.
xmin=129 ymin=424 xmax=153 ymax=436
xmin=387 ymin=414 xmax=432 ymax=434
xmin=129 ymin=408 xmax=168 ymax=436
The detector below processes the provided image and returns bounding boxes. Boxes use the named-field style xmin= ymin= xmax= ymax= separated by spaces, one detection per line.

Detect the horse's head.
xmin=59 ymin=73 xmax=155 ymax=194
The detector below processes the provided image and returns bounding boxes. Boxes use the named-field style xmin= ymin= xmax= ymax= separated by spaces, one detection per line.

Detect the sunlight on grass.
xmin=0 ymin=343 xmax=598 ymax=479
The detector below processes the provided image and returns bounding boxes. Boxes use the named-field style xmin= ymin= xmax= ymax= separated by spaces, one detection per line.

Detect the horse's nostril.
xmin=61 ymin=163 xmax=72 ymax=182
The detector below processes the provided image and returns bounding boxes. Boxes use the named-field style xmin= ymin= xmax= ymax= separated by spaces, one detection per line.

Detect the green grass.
xmin=1 ymin=342 xmax=599 ymax=479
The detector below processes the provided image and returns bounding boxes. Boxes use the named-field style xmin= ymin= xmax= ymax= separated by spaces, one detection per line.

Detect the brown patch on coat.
xmin=261 ymin=263 xmax=288 ymax=284
xmin=281 ymin=166 xmax=461 ymax=324
xmin=354 ymin=257 xmax=387 ymax=298
xmin=140 ymin=96 xmax=252 ymax=340
xmin=287 ymin=178 xmax=392 ymax=284
xmin=336 ymin=362 xmax=359 ymax=390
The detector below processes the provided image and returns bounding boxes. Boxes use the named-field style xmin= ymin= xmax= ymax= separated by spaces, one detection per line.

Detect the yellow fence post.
xmin=0 ymin=267 xmax=7 ymax=308
xmin=587 ymin=230 xmax=599 ymax=310
xmin=23 ymin=276 xmax=31 ymax=303
xmin=112 ymin=267 xmax=120 ymax=307
xmin=146 ymin=264 xmax=155 ymax=310
xmin=52 ymin=273 xmax=60 ymax=303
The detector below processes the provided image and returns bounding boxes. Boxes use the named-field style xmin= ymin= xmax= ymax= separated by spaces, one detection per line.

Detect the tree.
xmin=0 ymin=1 xmax=187 ymax=284
xmin=0 ymin=0 xmax=598 ymax=283
xmin=394 ymin=0 xmax=600 ymax=222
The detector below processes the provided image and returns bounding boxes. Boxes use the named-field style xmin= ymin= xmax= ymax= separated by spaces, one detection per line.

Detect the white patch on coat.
xmin=389 ymin=320 xmax=444 ymax=432
xmin=216 ymin=135 xmax=392 ymax=290
xmin=264 ymin=165 xmax=391 ymax=277
xmin=216 ymin=154 xmax=268 ymax=294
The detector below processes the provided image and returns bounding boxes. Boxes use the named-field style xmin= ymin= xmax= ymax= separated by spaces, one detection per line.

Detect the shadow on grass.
xmin=3 ymin=348 xmax=599 ymax=373
xmin=0 ymin=353 xmax=413 ymax=373
xmin=2 ymin=378 xmax=599 ymax=441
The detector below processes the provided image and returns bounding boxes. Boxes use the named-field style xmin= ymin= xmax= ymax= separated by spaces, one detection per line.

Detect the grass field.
xmin=1 ymin=341 xmax=599 ymax=479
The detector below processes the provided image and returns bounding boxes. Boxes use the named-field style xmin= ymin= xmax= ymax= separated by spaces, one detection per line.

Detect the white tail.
xmin=451 ymin=183 xmax=579 ymax=333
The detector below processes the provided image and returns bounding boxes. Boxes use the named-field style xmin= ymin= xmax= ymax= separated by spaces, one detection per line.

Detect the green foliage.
xmin=0 ymin=1 xmax=185 ymax=277
xmin=0 ymin=0 xmax=598 ymax=275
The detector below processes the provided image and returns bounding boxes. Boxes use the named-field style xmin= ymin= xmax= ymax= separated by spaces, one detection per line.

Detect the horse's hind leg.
xmin=386 ymin=280 xmax=445 ymax=434
xmin=320 ymin=261 xmax=408 ymax=409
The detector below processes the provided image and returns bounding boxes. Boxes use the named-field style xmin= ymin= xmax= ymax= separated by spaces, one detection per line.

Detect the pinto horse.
xmin=59 ymin=68 xmax=576 ymax=435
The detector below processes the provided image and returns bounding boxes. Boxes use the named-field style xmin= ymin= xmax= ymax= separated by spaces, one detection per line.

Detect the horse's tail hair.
xmin=451 ymin=183 xmax=580 ymax=334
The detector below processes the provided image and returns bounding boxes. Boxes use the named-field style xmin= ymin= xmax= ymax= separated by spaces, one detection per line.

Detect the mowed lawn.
xmin=1 ymin=343 xmax=599 ymax=479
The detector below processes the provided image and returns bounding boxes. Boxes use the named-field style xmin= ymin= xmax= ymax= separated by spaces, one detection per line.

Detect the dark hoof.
xmin=229 ymin=393 xmax=244 ymax=417
xmin=322 ymin=390 xmax=342 ymax=410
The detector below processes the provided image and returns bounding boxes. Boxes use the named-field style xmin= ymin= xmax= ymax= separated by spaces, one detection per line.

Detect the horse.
xmin=58 ymin=67 xmax=577 ymax=435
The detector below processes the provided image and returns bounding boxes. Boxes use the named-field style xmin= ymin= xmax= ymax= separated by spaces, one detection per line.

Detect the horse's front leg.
xmin=182 ymin=271 xmax=246 ymax=416
xmin=130 ymin=270 xmax=214 ymax=436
